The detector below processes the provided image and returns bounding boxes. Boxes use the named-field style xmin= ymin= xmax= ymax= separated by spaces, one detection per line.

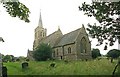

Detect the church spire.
xmin=38 ymin=10 xmax=43 ymax=27
xmin=58 ymin=26 xmax=60 ymax=30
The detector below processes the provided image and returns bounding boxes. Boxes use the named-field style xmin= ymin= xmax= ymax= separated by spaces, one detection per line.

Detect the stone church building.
xmin=27 ymin=12 xmax=92 ymax=60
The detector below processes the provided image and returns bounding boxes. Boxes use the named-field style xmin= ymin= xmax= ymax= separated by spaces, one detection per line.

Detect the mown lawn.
xmin=3 ymin=59 xmax=119 ymax=75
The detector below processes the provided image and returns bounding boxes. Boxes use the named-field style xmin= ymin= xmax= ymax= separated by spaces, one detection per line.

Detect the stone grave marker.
xmin=0 ymin=53 xmax=2 ymax=77
xmin=22 ymin=62 xmax=29 ymax=69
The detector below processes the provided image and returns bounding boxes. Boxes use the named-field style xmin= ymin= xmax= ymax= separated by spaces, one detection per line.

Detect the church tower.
xmin=33 ymin=11 xmax=47 ymax=50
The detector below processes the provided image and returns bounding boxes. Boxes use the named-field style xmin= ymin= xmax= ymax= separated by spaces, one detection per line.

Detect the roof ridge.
xmin=45 ymin=29 xmax=62 ymax=39
xmin=63 ymin=28 xmax=81 ymax=36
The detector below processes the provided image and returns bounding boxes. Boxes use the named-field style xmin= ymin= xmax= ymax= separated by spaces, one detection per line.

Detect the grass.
xmin=3 ymin=59 xmax=120 ymax=75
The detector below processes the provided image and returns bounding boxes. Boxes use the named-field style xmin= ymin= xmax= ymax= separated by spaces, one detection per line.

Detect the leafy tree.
xmin=107 ymin=49 xmax=120 ymax=59
xmin=9 ymin=55 xmax=15 ymax=61
xmin=2 ymin=55 xmax=15 ymax=62
xmin=79 ymin=1 xmax=120 ymax=49
xmin=1 ymin=54 xmax=4 ymax=58
xmin=1 ymin=0 xmax=30 ymax=22
xmin=1 ymin=54 xmax=4 ymax=61
xmin=91 ymin=48 xmax=101 ymax=59
xmin=33 ymin=43 xmax=52 ymax=61
xmin=3 ymin=55 xmax=12 ymax=62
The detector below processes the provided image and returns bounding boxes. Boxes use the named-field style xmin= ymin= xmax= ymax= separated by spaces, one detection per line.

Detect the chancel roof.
xmin=55 ymin=28 xmax=81 ymax=47
xmin=40 ymin=28 xmax=81 ymax=48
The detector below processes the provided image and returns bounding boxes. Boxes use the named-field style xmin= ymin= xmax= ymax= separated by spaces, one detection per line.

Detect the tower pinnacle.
xmin=58 ymin=26 xmax=60 ymax=30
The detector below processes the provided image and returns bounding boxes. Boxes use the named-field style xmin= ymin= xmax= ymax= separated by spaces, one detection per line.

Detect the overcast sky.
xmin=0 ymin=0 xmax=119 ymax=57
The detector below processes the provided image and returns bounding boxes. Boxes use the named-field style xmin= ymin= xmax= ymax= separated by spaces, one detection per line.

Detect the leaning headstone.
xmin=22 ymin=62 xmax=29 ymax=69
xmin=50 ymin=62 xmax=56 ymax=67
xmin=2 ymin=66 xmax=7 ymax=77
xmin=0 ymin=53 xmax=2 ymax=77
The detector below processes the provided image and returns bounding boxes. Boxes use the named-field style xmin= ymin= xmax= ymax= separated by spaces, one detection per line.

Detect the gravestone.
xmin=50 ymin=62 xmax=55 ymax=67
xmin=0 ymin=53 xmax=2 ymax=77
xmin=22 ymin=62 xmax=29 ymax=69
xmin=2 ymin=66 xmax=7 ymax=77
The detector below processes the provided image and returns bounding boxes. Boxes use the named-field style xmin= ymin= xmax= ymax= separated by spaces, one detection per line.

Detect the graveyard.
xmin=0 ymin=0 xmax=120 ymax=76
xmin=3 ymin=59 xmax=120 ymax=75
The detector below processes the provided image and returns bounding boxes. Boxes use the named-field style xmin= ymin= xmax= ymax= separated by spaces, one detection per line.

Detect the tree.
xmin=107 ymin=49 xmax=120 ymax=59
xmin=1 ymin=54 xmax=4 ymax=61
xmin=10 ymin=55 xmax=15 ymax=61
xmin=91 ymin=48 xmax=101 ymax=59
xmin=79 ymin=1 xmax=120 ymax=49
xmin=33 ymin=43 xmax=52 ymax=61
xmin=1 ymin=0 xmax=30 ymax=22
xmin=3 ymin=55 xmax=12 ymax=62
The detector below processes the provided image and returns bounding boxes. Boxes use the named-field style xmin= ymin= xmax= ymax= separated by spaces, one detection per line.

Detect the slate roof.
xmin=55 ymin=28 xmax=81 ymax=47
xmin=40 ymin=29 xmax=63 ymax=47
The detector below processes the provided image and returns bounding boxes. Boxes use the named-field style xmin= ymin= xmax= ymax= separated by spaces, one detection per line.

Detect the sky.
xmin=0 ymin=0 xmax=119 ymax=57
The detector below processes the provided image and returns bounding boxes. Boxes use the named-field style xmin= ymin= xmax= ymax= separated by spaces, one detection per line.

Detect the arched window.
xmin=68 ymin=47 xmax=71 ymax=54
xmin=56 ymin=49 xmax=59 ymax=56
xmin=35 ymin=33 xmax=37 ymax=37
xmin=40 ymin=32 xmax=42 ymax=36
xmin=53 ymin=50 xmax=55 ymax=57
xmin=80 ymin=37 xmax=87 ymax=53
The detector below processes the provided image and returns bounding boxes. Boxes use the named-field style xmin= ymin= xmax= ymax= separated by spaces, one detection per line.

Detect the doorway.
xmin=61 ymin=56 xmax=62 ymax=60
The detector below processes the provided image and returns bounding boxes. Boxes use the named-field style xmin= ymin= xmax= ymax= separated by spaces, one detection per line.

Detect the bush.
xmin=33 ymin=43 xmax=52 ymax=61
xmin=107 ymin=49 xmax=120 ymax=59
xmin=91 ymin=48 xmax=101 ymax=59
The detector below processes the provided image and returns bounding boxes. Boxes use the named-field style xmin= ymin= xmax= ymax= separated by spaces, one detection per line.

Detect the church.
xmin=27 ymin=12 xmax=92 ymax=60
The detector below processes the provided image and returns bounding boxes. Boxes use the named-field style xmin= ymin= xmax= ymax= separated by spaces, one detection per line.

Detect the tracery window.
xmin=56 ymin=49 xmax=59 ymax=56
xmin=80 ymin=37 xmax=87 ymax=53
xmin=53 ymin=50 xmax=55 ymax=57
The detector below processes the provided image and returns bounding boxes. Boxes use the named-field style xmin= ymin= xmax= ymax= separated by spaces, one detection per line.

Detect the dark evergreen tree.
xmin=92 ymin=48 xmax=101 ymax=59
xmin=107 ymin=49 xmax=120 ymax=59
xmin=33 ymin=43 xmax=52 ymax=61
